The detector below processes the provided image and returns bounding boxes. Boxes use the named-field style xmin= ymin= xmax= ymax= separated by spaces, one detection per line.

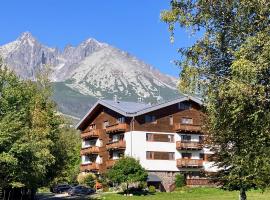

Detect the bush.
xmin=84 ymin=174 xmax=96 ymax=188
xmin=138 ymin=182 xmax=147 ymax=190
xmin=77 ymin=173 xmax=96 ymax=188
xmin=148 ymin=185 xmax=156 ymax=193
xmin=175 ymin=174 xmax=185 ymax=188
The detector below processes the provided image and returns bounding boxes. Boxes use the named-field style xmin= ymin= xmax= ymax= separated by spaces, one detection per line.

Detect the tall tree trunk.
xmin=239 ymin=188 xmax=247 ymax=200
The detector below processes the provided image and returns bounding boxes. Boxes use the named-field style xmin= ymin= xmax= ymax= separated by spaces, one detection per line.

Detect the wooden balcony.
xmin=174 ymin=123 xmax=202 ymax=133
xmin=176 ymin=141 xmax=203 ymax=150
xmin=80 ymin=146 xmax=100 ymax=155
xmin=106 ymin=159 xmax=118 ymax=168
xmin=176 ymin=158 xmax=203 ymax=168
xmin=106 ymin=140 xmax=126 ymax=150
xmin=81 ymin=129 xmax=103 ymax=139
xmin=80 ymin=163 xmax=99 ymax=172
xmin=106 ymin=123 xmax=129 ymax=134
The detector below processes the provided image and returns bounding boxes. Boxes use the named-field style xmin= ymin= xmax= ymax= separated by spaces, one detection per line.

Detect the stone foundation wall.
xmin=148 ymin=171 xmax=178 ymax=192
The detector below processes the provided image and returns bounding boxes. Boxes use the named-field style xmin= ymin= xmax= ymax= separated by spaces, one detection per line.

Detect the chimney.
xmin=113 ymin=95 xmax=118 ymax=102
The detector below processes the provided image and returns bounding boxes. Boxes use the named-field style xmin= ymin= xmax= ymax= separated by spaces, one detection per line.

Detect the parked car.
xmin=68 ymin=185 xmax=95 ymax=196
xmin=51 ymin=184 xmax=71 ymax=193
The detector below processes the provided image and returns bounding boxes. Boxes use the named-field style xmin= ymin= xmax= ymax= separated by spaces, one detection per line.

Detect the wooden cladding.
xmin=176 ymin=141 xmax=203 ymax=150
xmin=106 ymin=140 xmax=126 ymax=150
xmin=173 ymin=123 xmax=201 ymax=133
xmin=146 ymin=151 xmax=175 ymax=160
xmin=105 ymin=123 xmax=129 ymax=134
xmin=146 ymin=133 xmax=174 ymax=142
xmin=80 ymin=163 xmax=100 ymax=171
xmin=81 ymin=129 xmax=104 ymax=139
xmin=80 ymin=146 xmax=100 ymax=155
xmin=106 ymin=159 xmax=117 ymax=168
xmin=186 ymin=178 xmax=213 ymax=186
xmin=176 ymin=158 xmax=203 ymax=168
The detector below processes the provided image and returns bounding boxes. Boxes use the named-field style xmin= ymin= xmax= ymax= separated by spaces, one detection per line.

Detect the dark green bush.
xmin=175 ymin=174 xmax=185 ymax=188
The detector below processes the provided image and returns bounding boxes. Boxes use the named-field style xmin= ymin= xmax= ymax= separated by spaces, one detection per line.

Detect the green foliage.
xmin=175 ymin=174 xmax=185 ymax=188
xmin=148 ymin=185 xmax=156 ymax=193
xmin=162 ymin=1 xmax=270 ymax=199
xmin=84 ymin=174 xmax=96 ymax=188
xmin=107 ymin=157 xmax=148 ymax=193
xmin=0 ymin=60 xmax=81 ymax=192
xmin=77 ymin=173 xmax=96 ymax=188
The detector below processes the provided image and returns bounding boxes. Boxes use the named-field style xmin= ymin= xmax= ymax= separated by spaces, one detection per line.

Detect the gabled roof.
xmin=76 ymin=95 xmax=202 ymax=130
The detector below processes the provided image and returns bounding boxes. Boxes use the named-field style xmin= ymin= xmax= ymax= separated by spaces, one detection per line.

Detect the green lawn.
xmin=100 ymin=188 xmax=270 ymax=200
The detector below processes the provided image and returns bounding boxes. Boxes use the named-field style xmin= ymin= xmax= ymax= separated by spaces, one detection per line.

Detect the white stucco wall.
xmin=124 ymin=131 xmax=217 ymax=172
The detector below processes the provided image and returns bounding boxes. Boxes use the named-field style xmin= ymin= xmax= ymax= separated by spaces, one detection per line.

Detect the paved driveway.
xmin=37 ymin=193 xmax=97 ymax=200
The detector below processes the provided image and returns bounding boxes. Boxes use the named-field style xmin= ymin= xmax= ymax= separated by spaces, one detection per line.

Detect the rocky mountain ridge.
xmin=0 ymin=32 xmax=180 ymax=119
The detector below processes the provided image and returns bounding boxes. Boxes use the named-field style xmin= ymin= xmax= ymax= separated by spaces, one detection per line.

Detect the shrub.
xmin=84 ymin=174 xmax=96 ymax=188
xmin=138 ymin=182 xmax=147 ymax=190
xmin=77 ymin=173 xmax=96 ymax=188
xmin=175 ymin=174 xmax=185 ymax=188
xmin=148 ymin=185 xmax=156 ymax=193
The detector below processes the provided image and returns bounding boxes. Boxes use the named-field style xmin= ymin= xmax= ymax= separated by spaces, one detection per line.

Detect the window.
xmin=181 ymin=135 xmax=191 ymax=142
xmin=200 ymin=153 xmax=205 ymax=160
xmin=182 ymin=153 xmax=192 ymax=159
xmin=89 ymin=124 xmax=96 ymax=130
xmin=146 ymin=133 xmax=154 ymax=141
xmin=199 ymin=136 xmax=204 ymax=143
xmin=117 ymin=116 xmax=125 ymax=123
xmin=181 ymin=118 xmax=193 ymax=124
xmin=146 ymin=133 xmax=174 ymax=142
xmin=178 ymin=102 xmax=191 ymax=110
xmin=169 ymin=115 xmax=173 ymax=125
xmin=103 ymin=121 xmax=109 ymax=128
xmin=146 ymin=151 xmax=175 ymax=160
xmin=145 ymin=115 xmax=157 ymax=124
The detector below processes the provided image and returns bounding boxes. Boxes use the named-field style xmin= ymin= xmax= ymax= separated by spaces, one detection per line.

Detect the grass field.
xmin=101 ymin=188 xmax=270 ymax=200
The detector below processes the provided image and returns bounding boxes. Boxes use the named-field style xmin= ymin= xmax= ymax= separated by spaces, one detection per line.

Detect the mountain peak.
xmin=80 ymin=37 xmax=108 ymax=48
xmin=18 ymin=31 xmax=35 ymax=40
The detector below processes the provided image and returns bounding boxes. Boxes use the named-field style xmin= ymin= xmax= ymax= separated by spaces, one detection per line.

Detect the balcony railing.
xmin=80 ymin=146 xmax=100 ymax=155
xmin=176 ymin=141 xmax=203 ymax=150
xmin=106 ymin=140 xmax=126 ymax=150
xmin=173 ymin=123 xmax=202 ymax=133
xmin=106 ymin=123 xmax=129 ymax=134
xmin=80 ymin=163 xmax=99 ymax=171
xmin=176 ymin=158 xmax=203 ymax=168
xmin=81 ymin=129 xmax=103 ymax=139
xmin=106 ymin=159 xmax=118 ymax=168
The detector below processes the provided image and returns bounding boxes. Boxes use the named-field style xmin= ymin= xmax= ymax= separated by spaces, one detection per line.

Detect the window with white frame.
xmin=181 ymin=118 xmax=193 ymax=124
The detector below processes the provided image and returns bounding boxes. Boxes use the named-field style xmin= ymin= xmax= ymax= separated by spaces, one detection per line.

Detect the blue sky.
xmin=0 ymin=0 xmax=199 ymax=77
